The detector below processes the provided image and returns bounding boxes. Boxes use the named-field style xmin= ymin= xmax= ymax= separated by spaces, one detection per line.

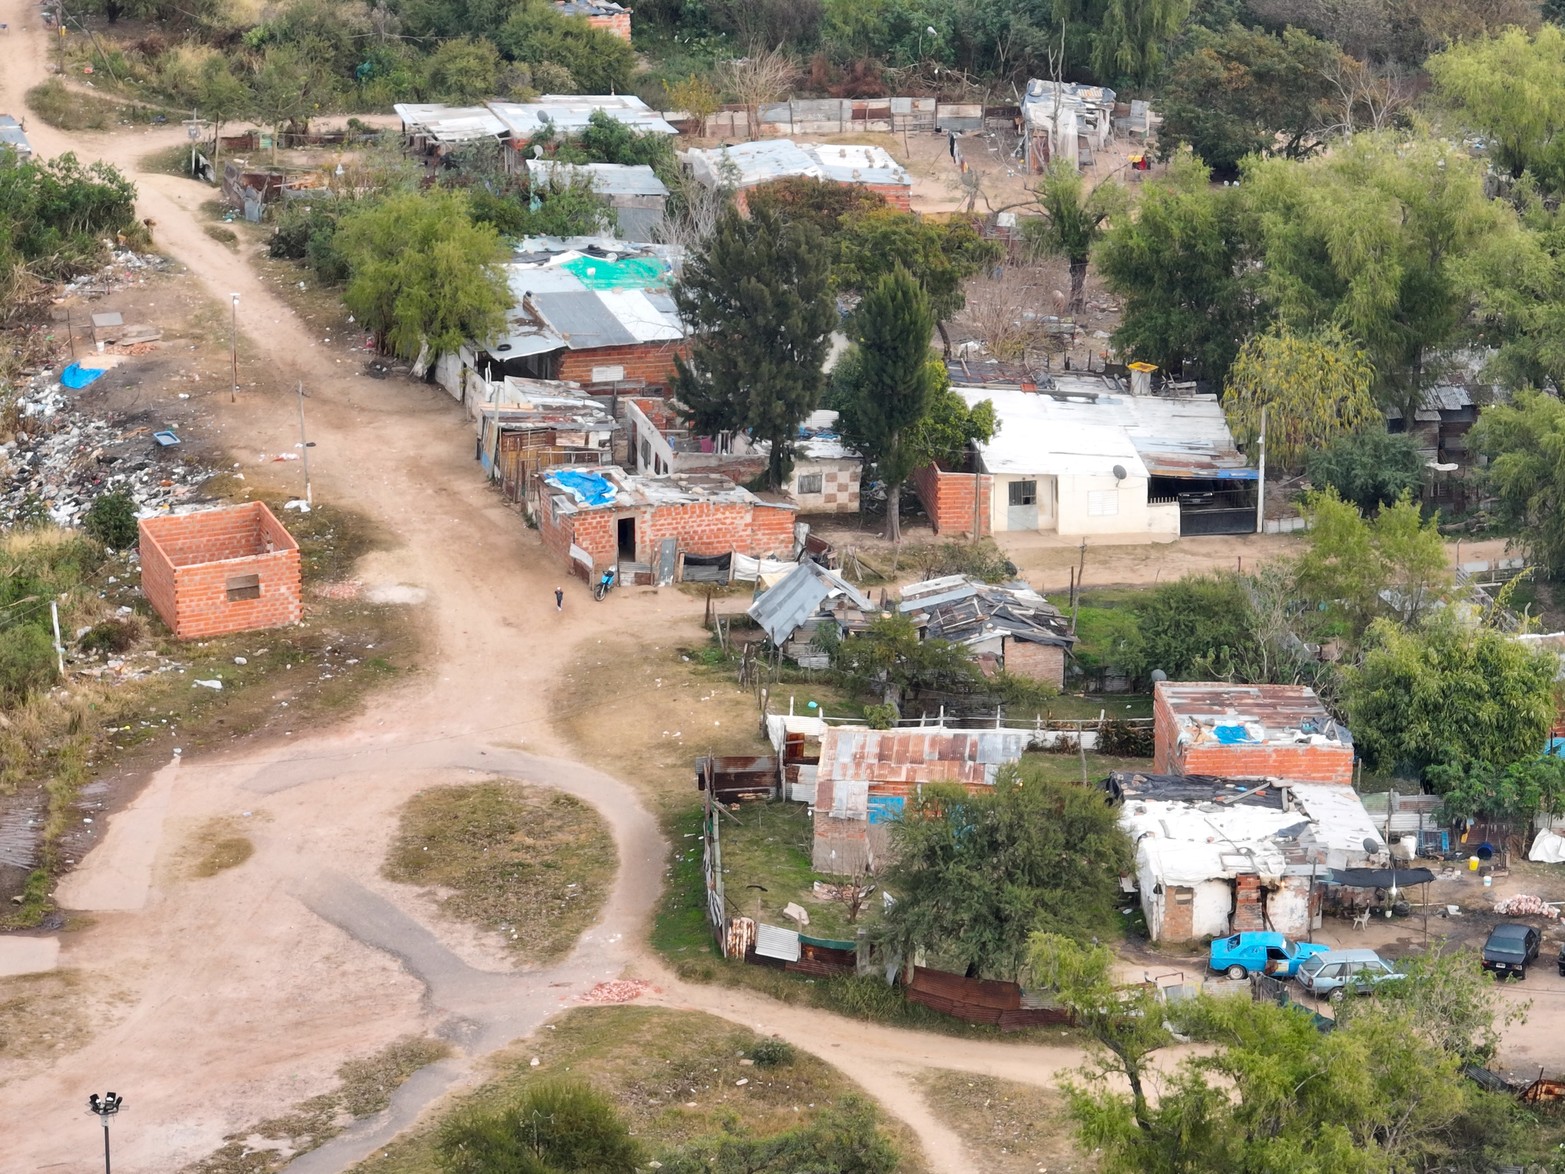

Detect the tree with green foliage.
xmin=439 ymin=142 xmax=609 ymax=238
xmin=0 ymin=152 xmax=139 ymax=295
xmin=495 ymin=1 xmax=637 ymax=94
xmin=1223 ymin=326 xmax=1379 ymax=469
xmin=878 ymin=766 xmax=1133 ymax=981
xmin=435 ymin=1078 xmax=641 ymax=1173
xmin=659 ymin=1097 xmax=899 ymax=1174
xmin=1428 ymin=25 xmax=1565 ymax=194
xmin=833 ymin=208 xmax=999 ymax=354
xmin=663 ymin=74 xmax=721 ymax=138
xmin=1306 ymin=429 xmax=1426 ymax=515
xmin=1095 ymin=155 xmax=1258 ymax=383
xmin=1243 ymin=135 xmax=1521 ymax=417
xmin=1294 ymin=490 xmax=1451 ymax=640
xmin=1343 ymin=615 xmax=1558 ymax=777
xmin=903 ymin=383 xmax=997 ymax=472
xmin=194 ymin=56 xmax=253 ymax=161
xmin=250 ymin=44 xmax=334 ymax=159
xmin=672 ymin=209 xmax=836 ymax=490
xmin=1023 ymin=163 xmax=1125 ymax=313
xmin=1472 ymin=388 xmax=1565 ymax=575
xmin=744 ymin=175 xmax=888 ymax=238
xmin=1120 ymin=573 xmax=1258 ymax=683
xmin=1157 ymin=24 xmax=1345 ymax=177
xmin=822 ymin=611 xmax=981 ymax=701
xmin=334 ymin=189 xmax=510 ymax=362
xmin=1052 ymin=0 xmax=1191 ymax=86
xmin=1427 ymin=756 xmax=1565 ymax=837
xmin=83 ymin=491 xmax=139 ymax=551
xmin=422 ymin=36 xmax=501 ymax=104
xmin=835 ymin=269 xmax=940 ymax=542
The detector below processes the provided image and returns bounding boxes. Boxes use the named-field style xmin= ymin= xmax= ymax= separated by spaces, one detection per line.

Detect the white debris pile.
xmin=1493 ymin=894 xmax=1560 ymax=919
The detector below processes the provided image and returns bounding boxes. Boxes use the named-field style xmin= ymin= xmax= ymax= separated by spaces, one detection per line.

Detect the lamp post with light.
xmin=86 ymin=1091 xmax=124 ymax=1174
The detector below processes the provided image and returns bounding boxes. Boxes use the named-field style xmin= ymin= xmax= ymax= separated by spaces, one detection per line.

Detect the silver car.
xmin=1296 ymin=948 xmax=1404 ymax=1000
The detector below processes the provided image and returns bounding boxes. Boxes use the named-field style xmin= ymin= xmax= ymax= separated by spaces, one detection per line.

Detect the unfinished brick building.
xmin=139 ymin=503 xmax=302 ymax=640
xmin=1152 ymin=682 xmax=1355 ymax=785
xmin=910 ymin=462 xmax=992 ymax=537
xmin=536 ymin=465 xmax=797 ymax=582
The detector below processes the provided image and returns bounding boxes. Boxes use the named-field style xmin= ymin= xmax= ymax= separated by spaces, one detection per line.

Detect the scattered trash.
xmin=283 ymin=499 xmax=311 ymax=512
xmin=194 ymin=679 xmax=223 ymax=690
xmin=153 ymin=430 xmax=180 ymax=447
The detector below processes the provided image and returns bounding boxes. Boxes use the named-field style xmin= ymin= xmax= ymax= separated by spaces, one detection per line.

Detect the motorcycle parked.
xmin=594 ymin=566 xmax=617 ymax=601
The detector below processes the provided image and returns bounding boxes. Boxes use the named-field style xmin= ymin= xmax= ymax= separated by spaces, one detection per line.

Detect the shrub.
xmin=748 ymin=1037 xmax=795 ymax=1068
xmin=79 ymin=617 xmax=140 ymax=655
xmin=0 ymin=625 xmax=58 ymax=703
xmin=82 ymin=491 xmax=138 ymax=550
xmin=863 ymin=702 xmax=898 ymax=729
xmin=434 ymin=1078 xmax=641 ymax=1174
xmin=1097 ymin=717 xmax=1153 ymax=757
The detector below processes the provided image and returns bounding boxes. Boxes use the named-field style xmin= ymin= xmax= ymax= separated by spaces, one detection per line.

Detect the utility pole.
xmin=295 ymin=381 xmax=313 ymax=506
xmin=1255 ymin=404 xmax=1267 ymax=535
xmin=228 ymin=293 xmax=239 ymax=403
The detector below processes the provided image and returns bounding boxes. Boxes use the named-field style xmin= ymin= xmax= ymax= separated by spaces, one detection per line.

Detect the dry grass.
xmin=180 ymin=1035 xmax=450 ymax=1174
xmin=916 ymin=1070 xmax=1095 ymax=1174
xmin=0 ymin=970 xmax=129 ymax=1083
xmin=350 ymin=1006 xmax=929 ymax=1173
xmin=203 ymin=224 xmax=240 ymax=249
xmin=187 ymin=817 xmax=258 ymax=878
xmin=548 ymin=631 xmax=772 ymax=809
xmin=382 ymin=781 xmax=614 ymax=965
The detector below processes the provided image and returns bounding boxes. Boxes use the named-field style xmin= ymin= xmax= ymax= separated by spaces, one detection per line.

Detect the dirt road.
xmin=0 ymin=13 xmax=1112 ymax=1173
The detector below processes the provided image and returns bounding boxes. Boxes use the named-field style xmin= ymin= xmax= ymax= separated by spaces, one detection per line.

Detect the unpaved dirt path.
xmin=0 ymin=12 xmax=1108 ymax=1173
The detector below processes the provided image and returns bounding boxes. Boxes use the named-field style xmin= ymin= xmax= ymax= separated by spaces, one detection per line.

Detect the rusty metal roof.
xmin=816 ymin=726 xmax=1031 ymax=788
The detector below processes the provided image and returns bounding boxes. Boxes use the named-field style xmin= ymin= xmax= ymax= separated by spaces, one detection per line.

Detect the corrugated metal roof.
xmin=755 ymin=923 xmax=801 ymax=961
xmin=489 ymin=96 xmax=678 ymax=138
xmin=804 ymin=142 xmax=911 ymax=186
xmin=816 ymin=726 xmax=1032 ymax=791
xmin=527 ymin=160 xmax=670 ymax=197
xmin=533 ymin=290 xmax=638 ymax=347
xmin=959 ymin=382 xmax=1254 ymax=481
xmin=491 ymin=242 xmax=685 ymax=356
xmin=686 ymin=139 xmax=912 ymax=190
xmin=749 ymin=561 xmax=873 ymax=644
xmin=393 ymin=104 xmax=507 ymax=142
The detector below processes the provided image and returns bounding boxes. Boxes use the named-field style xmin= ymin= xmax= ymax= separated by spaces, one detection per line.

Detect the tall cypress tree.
xmin=672 ymin=208 xmax=836 ymax=490
xmin=837 ymin=267 xmax=939 ymax=542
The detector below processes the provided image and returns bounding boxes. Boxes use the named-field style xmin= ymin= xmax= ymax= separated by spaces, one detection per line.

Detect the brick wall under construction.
xmin=139 ymin=503 xmax=302 ymax=640
xmin=910 ymin=462 xmax=992 ymax=537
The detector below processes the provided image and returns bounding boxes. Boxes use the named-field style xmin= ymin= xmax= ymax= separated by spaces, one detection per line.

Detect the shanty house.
xmin=685 ymin=140 xmax=914 ymax=211
xmin=939 ymin=376 xmax=1255 ymax=542
xmin=526 ymin=160 xmax=671 ymax=240
xmin=472 ymin=382 xmax=617 ymax=505
xmin=491 ymin=96 xmax=678 ymax=172
xmin=1111 ymin=770 xmax=1382 ymax=942
xmin=810 ymin=725 xmax=1032 ymax=872
xmin=749 ymin=560 xmax=875 ymax=667
xmin=553 ymin=0 xmax=631 ymax=38
xmin=1020 ymin=80 xmax=1116 ymax=170
xmin=897 ymin=576 xmax=1075 ymax=688
xmin=1153 ymin=682 xmax=1354 ymax=785
xmin=481 ymin=237 xmax=687 ymax=390
xmin=536 ymin=465 xmax=797 ymax=583
xmin=624 ymin=402 xmax=862 ymax=513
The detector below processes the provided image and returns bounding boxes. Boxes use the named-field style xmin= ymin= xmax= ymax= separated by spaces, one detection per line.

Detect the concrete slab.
xmin=0 ymin=935 xmax=59 ymax=975
xmin=56 ymin=755 xmax=180 ymax=912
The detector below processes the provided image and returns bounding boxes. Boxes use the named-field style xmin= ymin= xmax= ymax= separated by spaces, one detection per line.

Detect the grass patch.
xmin=140 ymin=142 xmax=201 ymax=178
xmin=916 ymin=1070 xmax=1093 ymax=1174
xmin=188 ymin=817 xmax=257 ymax=878
xmin=203 ymin=224 xmax=240 ymax=248
xmin=1015 ymin=749 xmax=1155 ymax=785
xmin=1045 ymin=692 xmax=1154 ymax=721
xmin=383 ymin=781 xmax=614 ymax=965
xmin=0 ymin=970 xmax=126 ymax=1077
xmin=180 ymin=1035 xmax=449 ymax=1174
xmin=26 ymin=78 xmax=164 ymax=130
xmin=652 ymin=806 xmax=723 ymax=966
xmin=349 ymin=1006 xmax=928 ymax=1174
xmin=715 ymin=798 xmax=872 ymax=941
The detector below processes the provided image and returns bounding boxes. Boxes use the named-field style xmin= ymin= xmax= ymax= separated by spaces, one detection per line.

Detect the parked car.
xmin=1483 ymin=923 xmax=1541 ymax=979
xmin=1296 ymin=948 xmax=1404 ymax=1000
xmin=1209 ymin=932 xmax=1329 ymax=979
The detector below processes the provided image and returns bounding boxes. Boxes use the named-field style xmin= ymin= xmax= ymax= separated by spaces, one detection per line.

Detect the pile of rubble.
xmin=1 ymin=364 xmax=214 ymax=527
xmin=1494 ymin=894 xmax=1561 ymax=919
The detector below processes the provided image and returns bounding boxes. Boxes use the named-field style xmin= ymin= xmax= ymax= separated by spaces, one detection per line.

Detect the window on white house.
xmin=1087 ymin=489 xmax=1120 ymax=517
xmin=797 ymin=472 xmax=823 ymax=494
xmin=1008 ymin=480 xmax=1037 ymax=506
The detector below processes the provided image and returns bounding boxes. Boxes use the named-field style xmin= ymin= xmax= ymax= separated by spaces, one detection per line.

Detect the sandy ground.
xmin=2 ymin=19 xmax=1563 ymax=1174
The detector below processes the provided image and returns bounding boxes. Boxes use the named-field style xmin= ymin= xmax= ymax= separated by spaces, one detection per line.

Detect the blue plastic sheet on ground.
xmin=545 ymin=469 xmax=617 ymax=507
xmin=60 ymin=363 xmax=106 ymax=389
xmin=1213 ymin=724 xmax=1253 ymax=744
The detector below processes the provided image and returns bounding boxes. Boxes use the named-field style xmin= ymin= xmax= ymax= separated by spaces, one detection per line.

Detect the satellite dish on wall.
xmin=1112 ymin=464 xmax=1127 ymax=482
xmin=1150 ymin=669 xmax=1167 ymax=683
xmin=1363 ymin=837 xmax=1384 ymax=855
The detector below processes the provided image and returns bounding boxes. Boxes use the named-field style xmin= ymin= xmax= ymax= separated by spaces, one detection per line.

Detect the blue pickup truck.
xmin=1209 ymin=932 xmax=1329 ymax=979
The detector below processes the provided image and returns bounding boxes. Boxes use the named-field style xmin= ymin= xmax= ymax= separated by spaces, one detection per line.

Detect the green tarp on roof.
xmin=559 ymin=254 xmax=665 ymax=290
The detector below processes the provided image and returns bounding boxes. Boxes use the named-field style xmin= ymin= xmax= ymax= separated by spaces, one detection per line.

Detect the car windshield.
xmin=1300 ymin=955 xmax=1326 ymax=975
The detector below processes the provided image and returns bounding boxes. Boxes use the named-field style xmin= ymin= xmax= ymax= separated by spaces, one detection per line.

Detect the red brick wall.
xmin=138 ymin=503 xmax=302 ymax=640
xmin=557 ymin=342 xmax=689 ymax=390
xmin=867 ymin=183 xmax=913 ymax=210
xmin=585 ymin=10 xmax=631 ymax=38
xmin=910 ymin=463 xmax=991 ymax=536
xmin=1152 ymin=686 xmax=1355 ymax=784
xmin=1004 ymin=641 xmax=1065 ymax=689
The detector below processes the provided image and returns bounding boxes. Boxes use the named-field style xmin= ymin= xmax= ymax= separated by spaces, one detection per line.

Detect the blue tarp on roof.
xmin=1213 ymin=724 xmax=1254 ymax=744
xmin=546 ymin=469 xmax=617 ymax=507
xmin=61 ymin=364 xmax=107 ymax=389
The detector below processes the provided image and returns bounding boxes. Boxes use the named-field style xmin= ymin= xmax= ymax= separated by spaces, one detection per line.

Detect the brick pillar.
xmin=1232 ymin=876 xmax=1265 ymax=932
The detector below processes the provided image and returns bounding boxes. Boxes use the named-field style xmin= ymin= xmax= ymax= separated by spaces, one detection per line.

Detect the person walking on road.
xmin=554 ymin=587 xmax=564 ymax=611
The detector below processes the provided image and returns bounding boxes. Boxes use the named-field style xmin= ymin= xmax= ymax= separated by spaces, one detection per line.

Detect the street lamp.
xmin=86 ymin=1091 xmax=124 ymax=1174
xmin=229 ymin=292 xmax=239 ymax=403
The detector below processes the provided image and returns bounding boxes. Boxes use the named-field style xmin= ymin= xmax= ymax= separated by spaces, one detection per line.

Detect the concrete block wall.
xmin=557 ymin=342 xmax=688 ymax=390
xmin=910 ymin=462 xmax=992 ymax=536
xmin=138 ymin=503 xmax=302 ymax=640
xmin=791 ymin=460 xmax=860 ymax=514
xmin=1004 ymin=641 xmax=1065 ymax=689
